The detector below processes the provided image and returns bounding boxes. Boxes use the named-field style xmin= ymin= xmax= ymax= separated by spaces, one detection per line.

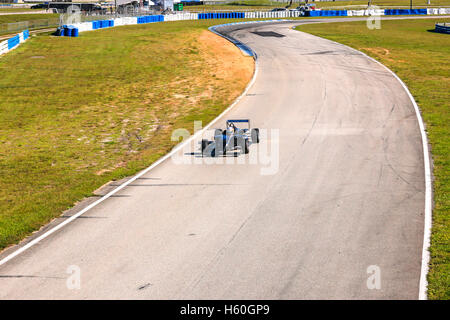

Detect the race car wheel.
xmin=215 ymin=135 xmax=224 ymax=155
xmin=201 ymin=139 xmax=209 ymax=156
xmin=251 ymin=128 xmax=260 ymax=144
xmin=239 ymin=138 xmax=249 ymax=154
xmin=214 ymin=128 xmax=223 ymax=138
xmin=203 ymin=143 xmax=216 ymax=157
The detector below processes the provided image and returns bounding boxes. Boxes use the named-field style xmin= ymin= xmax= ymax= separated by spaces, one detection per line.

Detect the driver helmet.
xmin=227 ymin=122 xmax=236 ymax=133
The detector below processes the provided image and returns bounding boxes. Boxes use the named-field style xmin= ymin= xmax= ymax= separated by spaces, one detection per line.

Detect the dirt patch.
xmin=361 ymin=47 xmax=390 ymax=56
xmin=159 ymin=30 xmax=254 ymax=115
xmin=361 ymin=47 xmax=406 ymax=63
xmin=198 ymin=30 xmax=254 ymax=84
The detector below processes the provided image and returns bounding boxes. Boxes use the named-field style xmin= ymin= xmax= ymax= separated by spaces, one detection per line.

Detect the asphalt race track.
xmin=0 ymin=20 xmax=428 ymax=299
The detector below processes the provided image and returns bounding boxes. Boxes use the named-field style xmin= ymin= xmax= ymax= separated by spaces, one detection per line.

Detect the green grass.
xmin=0 ymin=20 xmax=253 ymax=251
xmin=295 ymin=18 xmax=449 ymax=300
xmin=0 ymin=8 xmax=34 ymax=13
xmin=0 ymin=13 xmax=57 ymax=24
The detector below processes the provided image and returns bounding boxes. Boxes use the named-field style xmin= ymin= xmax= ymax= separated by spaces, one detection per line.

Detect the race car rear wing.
xmin=226 ymin=119 xmax=250 ymax=128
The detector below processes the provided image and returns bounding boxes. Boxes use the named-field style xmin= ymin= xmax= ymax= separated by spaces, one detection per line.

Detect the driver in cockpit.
xmin=227 ymin=122 xmax=237 ymax=134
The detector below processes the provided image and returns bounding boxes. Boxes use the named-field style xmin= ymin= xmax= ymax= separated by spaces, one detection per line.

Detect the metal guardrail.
xmin=0 ymin=17 xmax=60 ymax=36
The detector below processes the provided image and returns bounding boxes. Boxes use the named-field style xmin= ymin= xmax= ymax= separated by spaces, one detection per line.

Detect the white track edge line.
xmin=370 ymin=56 xmax=432 ymax=300
xmin=0 ymin=22 xmax=262 ymax=268
xmin=344 ymin=46 xmax=431 ymax=301
xmin=294 ymin=28 xmax=432 ymax=300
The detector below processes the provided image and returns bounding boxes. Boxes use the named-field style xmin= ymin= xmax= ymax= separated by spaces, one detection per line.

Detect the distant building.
xmin=162 ymin=0 xmax=172 ymax=10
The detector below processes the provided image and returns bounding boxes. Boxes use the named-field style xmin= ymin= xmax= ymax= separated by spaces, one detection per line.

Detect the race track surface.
xmin=0 ymin=21 xmax=426 ymax=299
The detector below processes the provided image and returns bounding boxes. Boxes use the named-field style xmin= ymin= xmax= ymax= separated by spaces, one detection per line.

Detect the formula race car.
xmin=200 ymin=119 xmax=260 ymax=157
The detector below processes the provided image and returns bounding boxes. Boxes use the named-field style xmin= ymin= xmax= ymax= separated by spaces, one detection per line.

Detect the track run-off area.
xmin=0 ymin=16 xmax=445 ymax=299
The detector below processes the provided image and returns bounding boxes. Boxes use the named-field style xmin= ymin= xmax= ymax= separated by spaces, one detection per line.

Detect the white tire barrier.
xmin=0 ymin=29 xmax=29 ymax=57
xmin=0 ymin=40 xmax=8 ymax=56
xmin=427 ymin=8 xmax=450 ymax=14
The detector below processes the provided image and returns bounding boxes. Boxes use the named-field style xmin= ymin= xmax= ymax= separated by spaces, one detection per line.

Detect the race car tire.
xmin=251 ymin=128 xmax=260 ymax=144
xmin=239 ymin=137 xmax=250 ymax=154
xmin=203 ymin=143 xmax=216 ymax=157
xmin=201 ymin=139 xmax=209 ymax=156
xmin=215 ymin=134 xmax=224 ymax=155
xmin=214 ymin=129 xmax=223 ymax=138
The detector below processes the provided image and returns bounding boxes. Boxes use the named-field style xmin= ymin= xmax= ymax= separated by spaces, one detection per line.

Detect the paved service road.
xmin=0 ymin=20 xmax=426 ymax=299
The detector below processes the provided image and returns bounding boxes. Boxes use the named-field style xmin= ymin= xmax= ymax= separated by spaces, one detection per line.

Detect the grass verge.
xmin=0 ymin=20 xmax=253 ymax=252
xmin=0 ymin=8 xmax=35 ymax=13
xmin=295 ymin=18 xmax=449 ymax=299
xmin=0 ymin=13 xmax=57 ymax=24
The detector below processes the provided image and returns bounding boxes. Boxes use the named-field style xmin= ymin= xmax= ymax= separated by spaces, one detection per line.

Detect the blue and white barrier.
xmin=245 ymin=11 xmax=301 ymax=18
xmin=347 ymin=9 xmax=385 ymax=16
xmin=164 ymin=13 xmax=199 ymax=21
xmin=137 ymin=15 xmax=164 ymax=23
xmin=59 ymin=15 xmax=162 ymax=37
xmin=92 ymin=19 xmax=115 ymax=30
xmin=306 ymin=10 xmax=348 ymax=17
xmin=0 ymin=8 xmax=447 ymax=55
xmin=0 ymin=29 xmax=29 ymax=56
xmin=384 ymin=9 xmax=428 ymax=15
xmin=58 ymin=18 xmax=118 ymax=37
xmin=199 ymin=12 xmax=245 ymax=19
xmin=43 ymin=7 xmax=450 ymax=38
